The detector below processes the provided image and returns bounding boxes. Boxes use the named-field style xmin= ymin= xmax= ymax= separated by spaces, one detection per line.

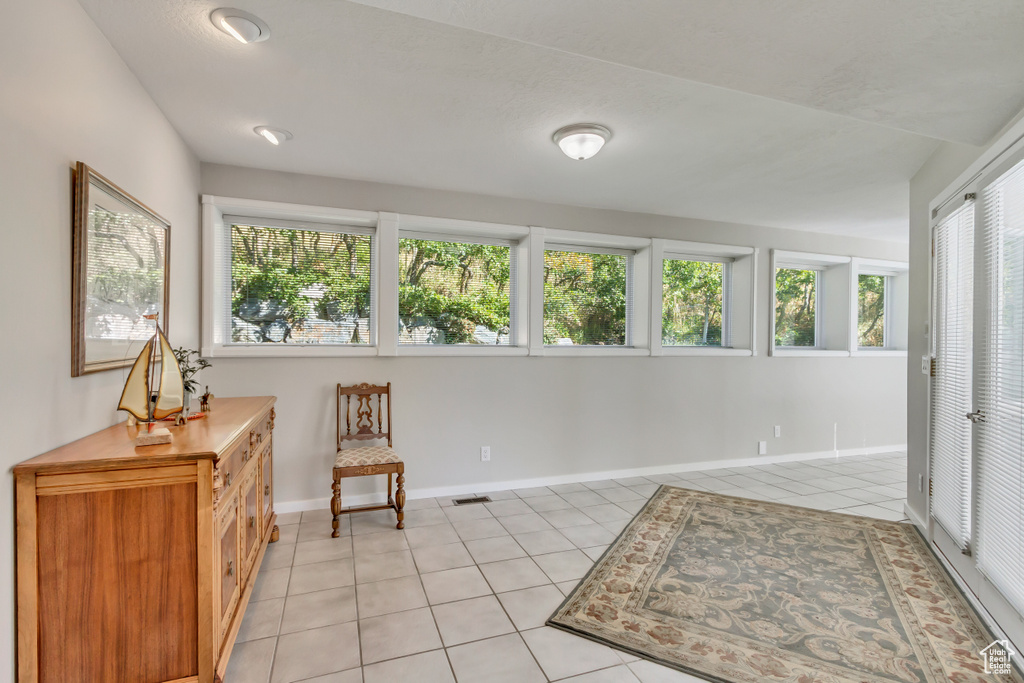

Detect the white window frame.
xmin=391 ymin=213 xmax=529 ymax=357
xmin=650 ymin=239 xmax=757 ymax=357
xmin=530 ymin=228 xmax=651 ymax=357
xmin=770 ymin=249 xmax=852 ymax=357
xmin=851 ymin=258 xmax=909 ymax=356
xmin=201 ymin=195 xmax=380 ymax=357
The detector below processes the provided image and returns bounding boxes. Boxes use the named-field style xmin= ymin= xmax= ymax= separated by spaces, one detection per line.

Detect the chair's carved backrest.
xmin=337 ymin=382 xmax=392 ymax=449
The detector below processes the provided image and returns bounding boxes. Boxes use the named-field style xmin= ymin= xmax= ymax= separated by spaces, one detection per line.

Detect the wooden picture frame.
xmin=72 ymin=162 xmax=171 ymax=376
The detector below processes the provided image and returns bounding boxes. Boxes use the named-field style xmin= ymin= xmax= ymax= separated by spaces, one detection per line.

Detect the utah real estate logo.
xmin=980 ymin=639 xmax=1014 ymax=675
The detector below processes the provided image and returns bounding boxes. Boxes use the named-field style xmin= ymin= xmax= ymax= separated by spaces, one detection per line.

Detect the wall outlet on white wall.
xmin=921 ymin=356 xmax=931 ymax=375
xmin=480 ymin=446 xmax=491 ymax=462
xmin=758 ymin=441 xmax=767 ymax=455
xmin=918 ymin=474 xmax=924 ymax=492
xmin=774 ymin=425 xmax=781 ymax=438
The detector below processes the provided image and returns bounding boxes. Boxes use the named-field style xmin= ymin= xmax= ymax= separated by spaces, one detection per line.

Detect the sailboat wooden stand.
xmin=118 ymin=314 xmax=185 ymax=446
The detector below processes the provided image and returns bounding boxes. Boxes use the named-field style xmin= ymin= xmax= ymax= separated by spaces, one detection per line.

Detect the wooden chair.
xmin=331 ymin=382 xmax=405 ymax=537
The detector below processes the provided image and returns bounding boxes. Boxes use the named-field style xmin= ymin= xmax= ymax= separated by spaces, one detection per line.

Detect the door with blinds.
xmin=930 ymin=151 xmax=1024 ymax=649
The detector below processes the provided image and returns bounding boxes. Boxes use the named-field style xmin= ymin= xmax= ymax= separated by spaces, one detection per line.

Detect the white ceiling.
xmin=78 ymin=0 xmax=1024 ymax=241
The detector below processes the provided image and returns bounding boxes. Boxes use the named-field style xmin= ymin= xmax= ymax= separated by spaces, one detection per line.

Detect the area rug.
xmin=548 ymin=486 xmax=1021 ymax=683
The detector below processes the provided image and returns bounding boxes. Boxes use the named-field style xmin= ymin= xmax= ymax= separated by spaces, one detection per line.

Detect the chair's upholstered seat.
xmin=335 ymin=445 xmax=401 ymax=468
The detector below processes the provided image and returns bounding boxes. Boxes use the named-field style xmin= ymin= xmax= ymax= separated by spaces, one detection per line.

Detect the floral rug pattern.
xmin=548 ymin=486 xmax=1020 ymax=683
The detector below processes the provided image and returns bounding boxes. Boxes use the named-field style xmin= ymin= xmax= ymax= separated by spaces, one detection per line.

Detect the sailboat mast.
xmin=145 ymin=314 xmax=160 ymax=428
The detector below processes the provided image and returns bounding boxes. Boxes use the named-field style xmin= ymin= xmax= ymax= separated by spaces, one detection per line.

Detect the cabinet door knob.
xmin=226 ymin=560 xmax=234 ymax=576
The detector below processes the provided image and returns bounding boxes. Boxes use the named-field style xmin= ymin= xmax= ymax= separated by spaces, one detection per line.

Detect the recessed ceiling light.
xmin=210 ymin=8 xmax=270 ymax=44
xmin=254 ymin=126 xmax=292 ymax=145
xmin=552 ymin=124 xmax=612 ymax=161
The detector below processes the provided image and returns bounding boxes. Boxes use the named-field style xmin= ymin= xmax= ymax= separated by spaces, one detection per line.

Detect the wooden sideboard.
xmin=14 ymin=396 xmax=279 ymax=683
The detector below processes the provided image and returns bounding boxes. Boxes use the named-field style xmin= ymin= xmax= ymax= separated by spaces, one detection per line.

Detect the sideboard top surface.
xmin=14 ymin=396 xmax=277 ymax=474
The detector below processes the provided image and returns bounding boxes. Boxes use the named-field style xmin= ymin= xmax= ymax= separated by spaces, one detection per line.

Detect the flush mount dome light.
xmin=254 ymin=126 xmax=292 ymax=145
xmin=552 ymin=123 xmax=612 ymax=161
xmin=210 ymin=8 xmax=270 ymax=43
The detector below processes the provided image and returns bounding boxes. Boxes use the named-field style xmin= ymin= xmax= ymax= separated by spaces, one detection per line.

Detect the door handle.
xmin=966 ymin=410 xmax=987 ymax=424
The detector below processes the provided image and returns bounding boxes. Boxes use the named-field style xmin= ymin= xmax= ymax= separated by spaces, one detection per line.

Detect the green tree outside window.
xmin=230 ymin=224 xmax=372 ymax=344
xmin=858 ymin=274 xmax=886 ymax=347
xmin=775 ymin=268 xmax=817 ymax=347
xmin=662 ymin=259 xmax=725 ymax=346
xmin=544 ymin=249 xmax=628 ymax=345
xmin=398 ymin=238 xmax=512 ymax=344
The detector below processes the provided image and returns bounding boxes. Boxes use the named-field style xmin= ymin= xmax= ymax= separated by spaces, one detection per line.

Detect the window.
xmin=661 ymin=257 xmax=730 ymax=347
xmin=770 ymin=250 xmax=852 ymax=356
xmin=975 ymin=155 xmax=1024 ymax=615
xmin=543 ymin=246 xmax=631 ymax=346
xmin=930 ymin=203 xmax=974 ymax=551
xmin=228 ymin=221 xmax=373 ymax=345
xmin=398 ymin=236 xmax=514 ymax=345
xmin=202 ymin=196 xmax=379 ymax=357
xmin=774 ymin=267 xmax=819 ymax=347
xmin=851 ymin=258 xmax=908 ymax=354
xmin=651 ymin=240 xmax=755 ymax=356
xmin=857 ymin=273 xmax=887 ymax=348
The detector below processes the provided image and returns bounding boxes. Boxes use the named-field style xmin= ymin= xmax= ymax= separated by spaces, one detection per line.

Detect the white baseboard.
xmin=274 ymin=444 xmax=907 ymax=515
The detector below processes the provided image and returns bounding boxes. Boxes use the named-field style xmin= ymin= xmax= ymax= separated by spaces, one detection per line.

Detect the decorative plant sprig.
xmin=172 ymin=347 xmax=212 ymax=394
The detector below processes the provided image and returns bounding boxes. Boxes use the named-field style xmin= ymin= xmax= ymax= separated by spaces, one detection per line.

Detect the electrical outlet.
xmin=758 ymin=441 xmax=767 ymax=455
xmin=480 ymin=446 xmax=491 ymax=462
xmin=774 ymin=425 xmax=781 ymax=438
xmin=918 ymin=474 xmax=924 ymax=492
xmin=921 ymin=356 xmax=931 ymax=375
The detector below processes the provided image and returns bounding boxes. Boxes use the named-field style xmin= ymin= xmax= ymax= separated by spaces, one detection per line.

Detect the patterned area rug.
xmin=548 ymin=486 xmax=1020 ymax=683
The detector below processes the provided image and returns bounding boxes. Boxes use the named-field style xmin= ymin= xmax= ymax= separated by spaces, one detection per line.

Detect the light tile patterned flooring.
xmin=228 ymin=451 xmax=908 ymax=682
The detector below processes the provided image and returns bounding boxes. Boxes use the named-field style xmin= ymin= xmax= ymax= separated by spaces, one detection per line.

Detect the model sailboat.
xmin=118 ymin=314 xmax=185 ymax=444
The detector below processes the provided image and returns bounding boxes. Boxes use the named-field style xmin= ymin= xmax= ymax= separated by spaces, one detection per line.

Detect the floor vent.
xmin=453 ymin=496 xmax=492 ymax=506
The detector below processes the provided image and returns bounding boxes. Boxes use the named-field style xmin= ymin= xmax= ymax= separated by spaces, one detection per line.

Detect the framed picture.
xmin=71 ymin=162 xmax=171 ymax=376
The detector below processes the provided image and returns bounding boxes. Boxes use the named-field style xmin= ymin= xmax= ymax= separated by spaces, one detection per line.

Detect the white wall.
xmin=0 ymin=0 xmax=201 ymax=677
xmin=202 ymin=164 xmax=909 ymax=509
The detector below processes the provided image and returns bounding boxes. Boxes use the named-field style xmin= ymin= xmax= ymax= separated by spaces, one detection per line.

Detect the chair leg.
xmin=395 ymin=472 xmax=406 ymax=530
xmin=331 ymin=472 xmax=342 ymax=538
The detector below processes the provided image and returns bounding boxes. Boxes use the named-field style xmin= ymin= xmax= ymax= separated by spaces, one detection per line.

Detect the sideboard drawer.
xmin=214 ymin=438 xmax=248 ymax=503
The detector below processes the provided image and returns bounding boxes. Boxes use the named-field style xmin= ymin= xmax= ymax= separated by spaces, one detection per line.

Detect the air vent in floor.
xmin=452 ymin=496 xmax=492 ymax=506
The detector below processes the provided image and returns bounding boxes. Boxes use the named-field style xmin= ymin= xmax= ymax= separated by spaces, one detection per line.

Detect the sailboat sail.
xmin=118 ymin=338 xmax=153 ymax=421
xmin=153 ymin=328 xmax=184 ymax=420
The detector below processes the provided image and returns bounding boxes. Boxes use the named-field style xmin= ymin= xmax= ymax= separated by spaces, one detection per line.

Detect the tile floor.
xmin=227 ymin=451 xmax=908 ymax=682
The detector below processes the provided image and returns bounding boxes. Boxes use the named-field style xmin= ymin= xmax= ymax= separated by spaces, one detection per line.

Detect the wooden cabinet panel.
xmin=241 ymin=467 xmax=261 ymax=580
xmin=37 ymin=482 xmax=198 ymax=683
xmin=218 ymin=493 xmax=240 ymax=638
xmin=15 ymin=396 xmax=277 ymax=683
xmin=262 ymin=440 xmax=273 ymax=534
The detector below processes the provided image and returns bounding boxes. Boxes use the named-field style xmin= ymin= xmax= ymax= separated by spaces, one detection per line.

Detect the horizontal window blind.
xmin=930 ymin=203 xmax=974 ymax=550
xmin=543 ymin=247 xmax=631 ymax=346
xmin=975 ymin=156 xmax=1024 ymax=612
xmin=662 ymin=257 xmax=732 ymax=347
xmin=225 ymin=220 xmax=373 ymax=345
xmin=397 ymin=236 xmax=515 ymax=345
